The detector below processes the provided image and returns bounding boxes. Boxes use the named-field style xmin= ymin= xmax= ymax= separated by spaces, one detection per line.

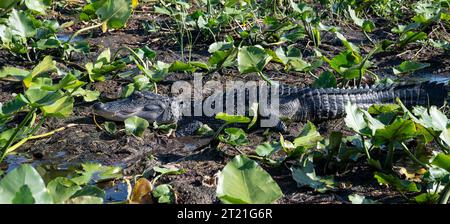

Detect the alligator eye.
xmin=132 ymin=92 xmax=144 ymax=99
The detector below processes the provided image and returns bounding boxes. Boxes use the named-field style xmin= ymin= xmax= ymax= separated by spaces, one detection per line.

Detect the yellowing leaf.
xmin=102 ymin=22 xmax=108 ymax=33
xmin=41 ymin=96 xmax=74 ymax=118
xmin=23 ymin=56 xmax=56 ymax=88
xmin=132 ymin=0 xmax=138 ymax=8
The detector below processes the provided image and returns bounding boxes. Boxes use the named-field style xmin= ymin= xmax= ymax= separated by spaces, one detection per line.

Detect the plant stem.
xmin=180 ymin=26 xmax=184 ymax=61
xmin=4 ymin=124 xmax=78 ymax=156
xmin=121 ymin=46 xmax=147 ymax=69
xmin=366 ymin=70 xmax=380 ymax=81
xmin=258 ymin=71 xmax=273 ymax=85
xmin=207 ymin=0 xmax=212 ymax=14
xmin=213 ymin=122 xmax=231 ymax=140
xmin=398 ymin=22 xmax=431 ymax=49
xmin=363 ymin=30 xmax=375 ymax=45
xmin=0 ymin=108 xmax=37 ymax=162
xmin=361 ymin=135 xmax=371 ymax=160
xmin=66 ymin=23 xmax=103 ymax=44
xmin=308 ymin=71 xmax=318 ymax=79
xmin=357 ymin=45 xmax=380 ymax=87
xmin=28 ymin=116 xmax=46 ymax=136
xmin=400 ymin=142 xmax=428 ymax=168
xmin=438 ymin=181 xmax=450 ymax=204
xmin=422 ymin=126 xmax=450 ymax=153
xmin=384 ymin=143 xmax=395 ymax=170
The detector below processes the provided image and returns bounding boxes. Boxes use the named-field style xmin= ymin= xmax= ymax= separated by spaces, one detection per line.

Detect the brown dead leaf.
xmin=129 ymin=178 xmax=154 ymax=204
xmin=394 ymin=166 xmax=422 ymax=182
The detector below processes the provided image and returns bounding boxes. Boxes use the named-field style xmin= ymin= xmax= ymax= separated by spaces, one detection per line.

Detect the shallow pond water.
xmin=1 ymin=153 xmax=130 ymax=203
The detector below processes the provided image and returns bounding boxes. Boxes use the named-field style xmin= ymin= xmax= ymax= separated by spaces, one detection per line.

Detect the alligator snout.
xmin=92 ymin=91 xmax=181 ymax=123
xmin=93 ymin=102 xmax=118 ymax=120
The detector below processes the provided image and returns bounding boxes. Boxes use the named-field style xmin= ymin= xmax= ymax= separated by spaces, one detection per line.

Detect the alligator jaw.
xmin=92 ymin=91 xmax=181 ymax=124
xmin=93 ymin=102 xmax=137 ymax=121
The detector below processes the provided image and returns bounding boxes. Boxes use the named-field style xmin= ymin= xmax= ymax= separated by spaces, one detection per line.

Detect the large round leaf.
xmin=216 ymin=155 xmax=283 ymax=204
xmin=0 ymin=164 xmax=53 ymax=204
xmin=96 ymin=0 xmax=133 ymax=32
xmin=8 ymin=9 xmax=36 ymax=38
xmin=24 ymin=0 xmax=48 ymax=14
xmin=124 ymin=116 xmax=149 ymax=137
xmin=237 ymin=46 xmax=272 ymax=74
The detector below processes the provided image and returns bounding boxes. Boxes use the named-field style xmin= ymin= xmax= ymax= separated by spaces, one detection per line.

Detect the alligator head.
xmin=93 ymin=91 xmax=181 ymax=124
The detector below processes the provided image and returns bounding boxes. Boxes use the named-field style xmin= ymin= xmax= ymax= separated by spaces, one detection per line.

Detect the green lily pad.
xmin=393 ymin=61 xmax=430 ymax=75
xmin=216 ymin=155 xmax=283 ymax=204
xmin=152 ymin=184 xmax=175 ymax=204
xmin=0 ymin=164 xmax=53 ymax=204
xmin=218 ymin=128 xmax=249 ymax=146
xmin=124 ymin=116 xmax=149 ymax=137
xmin=237 ymin=46 xmax=272 ymax=74
xmin=313 ymin=71 xmax=337 ymax=88
xmin=374 ymin=172 xmax=420 ymax=192
xmin=291 ymin=159 xmax=335 ymax=193
xmin=96 ymin=0 xmax=134 ymax=31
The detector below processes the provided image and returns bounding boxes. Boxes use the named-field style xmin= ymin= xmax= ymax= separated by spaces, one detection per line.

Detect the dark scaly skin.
xmin=280 ymin=81 xmax=448 ymax=122
xmin=93 ymin=81 xmax=449 ymax=135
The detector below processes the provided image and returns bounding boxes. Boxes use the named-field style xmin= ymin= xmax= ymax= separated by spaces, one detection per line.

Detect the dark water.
xmin=56 ymin=34 xmax=83 ymax=43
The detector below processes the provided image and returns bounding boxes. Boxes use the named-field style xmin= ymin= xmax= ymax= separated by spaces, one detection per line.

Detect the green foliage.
xmin=215 ymin=112 xmax=251 ymax=124
xmin=218 ymin=128 xmax=249 ymax=146
xmin=103 ymin=122 xmax=118 ymax=135
xmin=1 ymin=0 xmax=450 ymax=206
xmin=124 ymin=116 xmax=150 ymax=137
xmin=96 ymin=0 xmax=135 ymax=32
xmin=0 ymin=164 xmax=52 ymax=204
xmin=348 ymin=6 xmax=375 ymax=32
xmin=374 ymin=172 xmax=421 ymax=192
xmin=0 ymin=3 xmax=88 ymax=59
xmin=237 ymin=45 xmax=273 ymax=82
xmin=85 ymin=48 xmax=126 ymax=82
xmin=47 ymin=177 xmax=82 ymax=204
xmin=0 ymin=59 xmax=86 ymax=162
xmin=373 ymin=118 xmax=416 ymax=146
xmin=71 ymin=163 xmax=122 ymax=185
xmin=153 ymin=165 xmax=186 ymax=176
xmin=393 ymin=61 xmax=430 ymax=75
xmin=432 ymin=153 xmax=450 ymax=172
xmin=293 ymin=122 xmax=324 ymax=149
xmin=216 ymin=155 xmax=283 ymax=204
xmin=313 ymin=71 xmax=337 ymax=88
xmin=291 ymin=157 xmax=335 ymax=193
xmin=0 ymin=163 xmax=118 ymax=204
xmin=152 ymin=184 xmax=176 ymax=204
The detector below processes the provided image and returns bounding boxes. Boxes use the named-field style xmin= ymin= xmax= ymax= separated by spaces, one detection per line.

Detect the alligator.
xmin=93 ymin=81 xmax=449 ymax=135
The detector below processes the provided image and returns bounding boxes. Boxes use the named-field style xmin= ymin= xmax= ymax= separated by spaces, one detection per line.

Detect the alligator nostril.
xmin=93 ymin=103 xmax=106 ymax=112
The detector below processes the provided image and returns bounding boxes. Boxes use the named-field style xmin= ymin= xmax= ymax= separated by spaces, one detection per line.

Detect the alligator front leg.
xmin=176 ymin=119 xmax=204 ymax=137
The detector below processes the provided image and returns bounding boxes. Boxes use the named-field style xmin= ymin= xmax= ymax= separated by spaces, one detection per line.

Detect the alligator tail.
xmin=296 ymin=81 xmax=449 ymax=122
